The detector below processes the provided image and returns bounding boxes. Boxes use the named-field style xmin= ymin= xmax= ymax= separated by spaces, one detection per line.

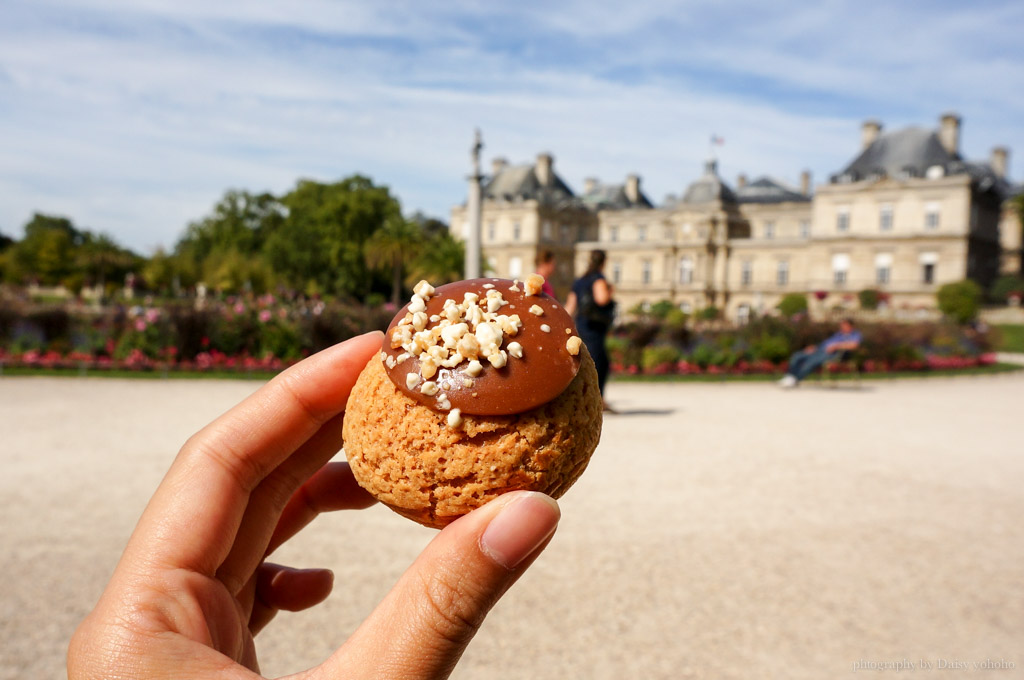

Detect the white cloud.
xmin=0 ymin=0 xmax=1021 ymax=252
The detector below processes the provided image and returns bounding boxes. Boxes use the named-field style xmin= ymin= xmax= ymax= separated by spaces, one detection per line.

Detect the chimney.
xmin=625 ymin=174 xmax=641 ymax=203
xmin=939 ymin=112 xmax=961 ymax=156
xmin=736 ymin=173 xmax=747 ymax=188
xmin=491 ymin=157 xmax=508 ymax=176
xmin=800 ymin=170 xmax=811 ymax=195
xmin=991 ymin=147 xmax=1009 ymax=179
xmin=861 ymin=119 xmax=882 ymax=149
xmin=535 ymin=152 xmax=553 ymax=185
xmin=583 ymin=177 xmax=598 ymax=194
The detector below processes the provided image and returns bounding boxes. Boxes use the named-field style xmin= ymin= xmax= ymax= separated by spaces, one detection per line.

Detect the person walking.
xmin=565 ymin=249 xmax=616 ymax=411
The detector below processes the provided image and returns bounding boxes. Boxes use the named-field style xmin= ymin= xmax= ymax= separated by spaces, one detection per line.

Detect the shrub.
xmin=858 ymin=288 xmax=881 ymax=310
xmin=750 ymin=333 xmax=791 ymax=363
xmin=936 ymin=280 xmax=981 ymax=324
xmin=641 ymin=345 xmax=681 ymax=372
xmin=990 ymin=275 xmax=1024 ymax=303
xmin=696 ymin=305 xmax=720 ymax=321
xmin=648 ymin=300 xmax=676 ymax=319
xmin=776 ymin=293 xmax=808 ymax=317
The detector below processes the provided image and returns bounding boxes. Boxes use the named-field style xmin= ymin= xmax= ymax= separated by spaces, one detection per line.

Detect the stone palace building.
xmin=450 ymin=113 xmax=1022 ymax=322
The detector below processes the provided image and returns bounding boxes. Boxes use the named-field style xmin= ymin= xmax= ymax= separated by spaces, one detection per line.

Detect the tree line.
xmin=0 ymin=175 xmax=463 ymax=304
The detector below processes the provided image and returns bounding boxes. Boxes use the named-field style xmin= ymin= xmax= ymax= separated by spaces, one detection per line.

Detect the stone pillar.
xmin=465 ymin=129 xmax=483 ymax=279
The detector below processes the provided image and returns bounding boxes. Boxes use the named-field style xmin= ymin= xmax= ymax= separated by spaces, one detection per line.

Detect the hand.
xmin=805 ymin=344 xmax=817 ymax=353
xmin=68 ymin=331 xmax=561 ymax=680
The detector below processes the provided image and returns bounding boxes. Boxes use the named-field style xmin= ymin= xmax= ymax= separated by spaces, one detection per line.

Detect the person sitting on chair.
xmin=779 ymin=318 xmax=861 ymax=388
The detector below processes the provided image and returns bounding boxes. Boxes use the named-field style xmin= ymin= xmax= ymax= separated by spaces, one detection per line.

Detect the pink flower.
xmin=258 ymin=310 xmax=272 ymax=323
xmin=145 ymin=308 xmax=160 ymax=323
xmin=234 ymin=302 xmax=245 ymax=314
xmin=135 ymin=319 xmax=147 ymax=332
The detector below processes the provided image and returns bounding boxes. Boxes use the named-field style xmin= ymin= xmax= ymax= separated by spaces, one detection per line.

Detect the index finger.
xmin=121 ymin=331 xmax=382 ymax=577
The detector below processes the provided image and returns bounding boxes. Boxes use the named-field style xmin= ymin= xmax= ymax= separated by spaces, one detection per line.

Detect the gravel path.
xmin=2 ymin=373 xmax=1022 ymax=679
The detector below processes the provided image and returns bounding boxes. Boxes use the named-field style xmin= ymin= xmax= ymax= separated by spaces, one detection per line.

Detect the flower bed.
xmin=607 ymin=316 xmax=1000 ymax=378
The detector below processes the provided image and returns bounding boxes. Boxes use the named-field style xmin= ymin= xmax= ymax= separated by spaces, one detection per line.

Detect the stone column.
xmin=465 ymin=129 xmax=483 ymax=279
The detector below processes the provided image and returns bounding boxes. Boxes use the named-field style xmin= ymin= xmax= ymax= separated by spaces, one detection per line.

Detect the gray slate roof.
xmin=681 ymin=159 xmax=737 ymax=205
xmin=836 ymin=126 xmax=1011 ymax=197
xmin=580 ymin=182 xmax=654 ymax=210
xmin=736 ymin=177 xmax=810 ymax=204
xmin=482 ymin=164 xmax=576 ymax=204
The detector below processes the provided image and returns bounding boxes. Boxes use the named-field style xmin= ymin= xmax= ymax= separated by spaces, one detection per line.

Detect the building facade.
xmin=449 ymin=153 xmax=597 ymax=301
xmin=451 ymin=114 xmax=1021 ymax=322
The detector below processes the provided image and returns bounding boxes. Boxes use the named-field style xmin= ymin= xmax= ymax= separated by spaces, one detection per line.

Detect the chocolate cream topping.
xmin=381 ymin=277 xmax=583 ymax=417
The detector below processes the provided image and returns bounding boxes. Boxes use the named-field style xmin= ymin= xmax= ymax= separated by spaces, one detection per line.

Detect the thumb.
xmin=325 ymin=491 xmax=560 ymax=680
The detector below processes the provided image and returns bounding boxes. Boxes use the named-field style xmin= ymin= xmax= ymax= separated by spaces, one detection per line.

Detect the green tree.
xmin=776 ymin=293 xmax=809 ymax=317
xmin=407 ymin=229 xmax=465 ymax=289
xmin=937 ymin=280 xmax=981 ymax=324
xmin=364 ymin=218 xmax=423 ymax=306
xmin=75 ymin=233 xmax=139 ymax=291
xmin=6 ymin=214 xmax=83 ymax=285
xmin=268 ymin=176 xmax=403 ymax=298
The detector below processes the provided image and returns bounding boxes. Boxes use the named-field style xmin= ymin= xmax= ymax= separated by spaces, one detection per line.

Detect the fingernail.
xmin=480 ymin=492 xmax=560 ymax=569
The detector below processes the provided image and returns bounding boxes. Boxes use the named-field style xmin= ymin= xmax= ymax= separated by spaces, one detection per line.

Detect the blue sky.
xmin=1 ymin=0 xmax=1022 ymax=252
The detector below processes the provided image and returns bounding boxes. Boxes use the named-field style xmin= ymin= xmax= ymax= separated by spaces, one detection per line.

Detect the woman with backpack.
xmin=564 ymin=249 xmax=616 ymax=411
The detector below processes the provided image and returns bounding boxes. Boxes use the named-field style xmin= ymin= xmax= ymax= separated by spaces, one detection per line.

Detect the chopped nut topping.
xmin=447 ymin=409 xmax=463 ymax=427
xmin=566 ymin=335 xmax=583 ymax=356
xmin=420 ymin=357 xmax=437 ymax=380
xmin=386 ymin=278 xmax=576 ymax=414
xmin=408 ymin=295 xmax=426 ymax=314
xmin=523 ymin=274 xmax=545 ymax=296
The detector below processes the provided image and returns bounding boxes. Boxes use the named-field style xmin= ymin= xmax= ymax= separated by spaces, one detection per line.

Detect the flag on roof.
xmin=711 ymin=134 xmax=724 ymax=145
